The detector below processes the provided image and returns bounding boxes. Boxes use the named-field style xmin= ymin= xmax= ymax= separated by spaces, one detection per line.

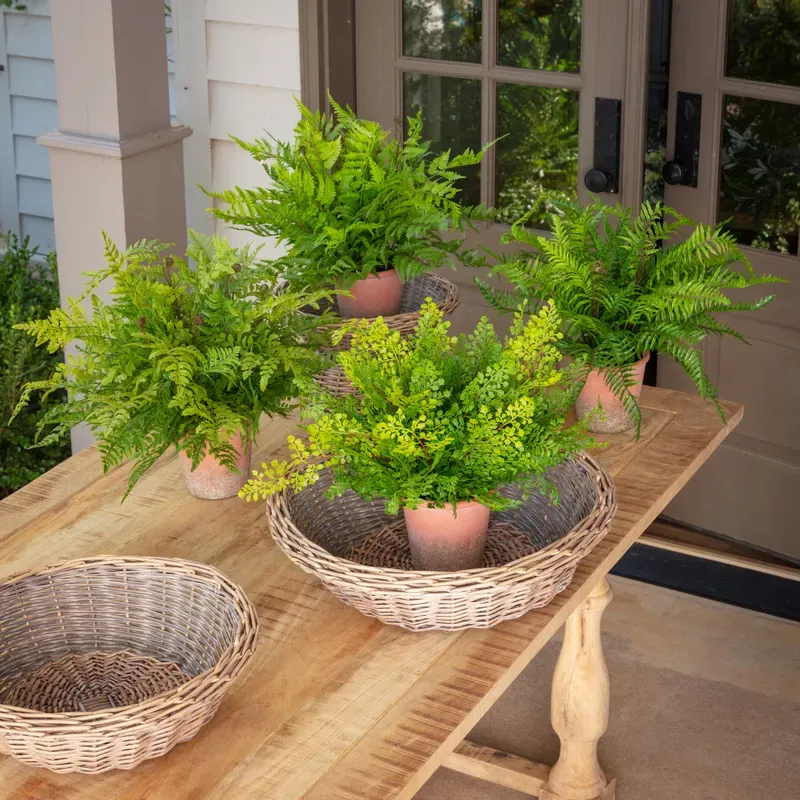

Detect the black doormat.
xmin=611 ymin=543 xmax=800 ymax=622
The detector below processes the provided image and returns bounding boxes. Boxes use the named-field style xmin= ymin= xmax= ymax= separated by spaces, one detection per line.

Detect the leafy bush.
xmin=0 ymin=233 xmax=69 ymax=498
xmin=12 ymin=231 xmax=333 ymax=498
xmin=240 ymin=299 xmax=587 ymax=514
xmin=476 ymin=198 xmax=785 ymax=431
xmin=208 ymin=98 xmax=490 ymax=290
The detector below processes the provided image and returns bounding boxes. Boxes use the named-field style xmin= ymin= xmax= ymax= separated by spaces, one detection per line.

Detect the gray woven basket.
xmin=0 ymin=556 xmax=259 ymax=774
xmin=266 ymin=453 xmax=616 ymax=631
xmin=315 ymin=273 xmax=460 ymax=396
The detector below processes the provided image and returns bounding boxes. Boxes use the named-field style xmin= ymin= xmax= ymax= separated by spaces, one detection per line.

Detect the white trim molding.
xmin=38 ymin=124 xmax=192 ymax=159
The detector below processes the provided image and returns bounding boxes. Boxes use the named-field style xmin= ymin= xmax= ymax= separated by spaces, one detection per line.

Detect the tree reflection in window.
xmin=498 ymin=0 xmax=581 ymax=73
xmin=726 ymin=0 xmax=800 ymax=88
xmin=496 ymin=84 xmax=580 ymax=227
xmin=719 ymin=95 xmax=800 ymax=255
xmin=403 ymin=0 xmax=482 ymax=63
xmin=403 ymin=73 xmax=483 ymax=207
xmin=495 ymin=1 xmax=581 ymax=226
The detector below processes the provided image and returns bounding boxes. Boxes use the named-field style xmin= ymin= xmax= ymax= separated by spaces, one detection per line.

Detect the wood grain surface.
xmin=0 ymin=387 xmax=742 ymax=799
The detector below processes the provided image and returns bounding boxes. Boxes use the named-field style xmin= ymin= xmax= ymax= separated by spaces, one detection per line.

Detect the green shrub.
xmin=208 ymin=98 xmax=491 ymax=291
xmin=240 ymin=299 xmax=587 ymax=514
xmin=476 ymin=198 xmax=786 ymax=433
xmin=0 ymin=233 xmax=69 ymax=498
xmin=11 ymin=231 xmax=333 ymax=499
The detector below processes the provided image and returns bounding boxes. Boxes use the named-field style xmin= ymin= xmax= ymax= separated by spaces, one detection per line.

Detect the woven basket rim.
xmin=266 ymin=451 xmax=615 ymax=587
xmin=0 ymin=555 xmax=259 ymax=725
xmin=322 ymin=272 xmax=459 ymax=328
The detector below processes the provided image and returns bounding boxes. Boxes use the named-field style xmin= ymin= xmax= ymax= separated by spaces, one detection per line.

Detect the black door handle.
xmin=662 ymin=161 xmax=685 ymax=185
xmin=664 ymin=91 xmax=702 ymax=187
xmin=584 ymin=98 xmax=622 ymax=194
xmin=585 ymin=168 xmax=614 ymax=193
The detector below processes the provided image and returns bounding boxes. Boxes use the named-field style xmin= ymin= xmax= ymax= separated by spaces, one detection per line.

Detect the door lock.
xmin=584 ymin=98 xmax=622 ymax=194
xmin=662 ymin=91 xmax=702 ymax=187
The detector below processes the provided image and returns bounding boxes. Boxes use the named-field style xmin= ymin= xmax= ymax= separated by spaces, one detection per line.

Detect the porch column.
xmin=38 ymin=0 xmax=191 ymax=453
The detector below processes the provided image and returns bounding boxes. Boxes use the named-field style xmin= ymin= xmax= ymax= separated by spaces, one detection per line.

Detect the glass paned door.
xmin=354 ymin=0 xmax=633 ymax=331
xmin=399 ymin=0 xmax=584 ymax=225
xmin=659 ymin=0 xmax=800 ymax=562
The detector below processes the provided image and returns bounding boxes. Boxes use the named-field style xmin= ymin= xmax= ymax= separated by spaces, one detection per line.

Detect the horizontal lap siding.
xmin=3 ymin=4 xmax=57 ymax=251
xmin=206 ymin=1 xmax=301 ymax=254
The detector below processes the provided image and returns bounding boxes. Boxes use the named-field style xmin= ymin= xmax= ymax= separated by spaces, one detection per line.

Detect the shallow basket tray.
xmin=315 ymin=272 xmax=459 ymax=396
xmin=266 ymin=453 xmax=616 ymax=631
xmin=0 ymin=556 xmax=259 ymax=774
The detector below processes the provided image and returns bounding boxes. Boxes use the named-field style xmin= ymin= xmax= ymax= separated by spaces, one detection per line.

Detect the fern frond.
xmin=490 ymin=198 xmax=785 ymax=431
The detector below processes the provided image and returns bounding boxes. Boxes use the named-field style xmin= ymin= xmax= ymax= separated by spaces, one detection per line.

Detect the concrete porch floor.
xmin=419 ymin=576 xmax=800 ymax=800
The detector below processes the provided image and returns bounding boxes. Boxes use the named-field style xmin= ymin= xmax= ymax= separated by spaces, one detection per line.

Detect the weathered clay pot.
xmin=575 ymin=353 xmax=650 ymax=434
xmin=336 ymin=269 xmax=403 ymax=318
xmin=179 ymin=431 xmax=252 ymax=500
xmin=403 ymin=500 xmax=491 ymax=571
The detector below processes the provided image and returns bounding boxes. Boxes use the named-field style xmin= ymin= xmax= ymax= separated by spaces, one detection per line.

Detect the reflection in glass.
xmin=644 ymin=0 xmax=673 ymax=204
xmin=497 ymin=0 xmax=581 ymax=72
xmin=726 ymin=0 xmax=800 ymax=87
xmin=495 ymin=83 xmax=579 ymax=226
xmin=719 ymin=95 xmax=800 ymax=254
xmin=403 ymin=73 xmax=482 ymax=206
xmin=403 ymin=0 xmax=482 ymax=64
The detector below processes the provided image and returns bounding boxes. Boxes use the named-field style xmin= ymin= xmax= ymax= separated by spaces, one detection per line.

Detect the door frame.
xmin=299 ymin=0 xmax=358 ymax=113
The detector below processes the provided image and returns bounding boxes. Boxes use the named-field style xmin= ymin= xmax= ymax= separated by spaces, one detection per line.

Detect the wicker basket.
xmin=315 ymin=273 xmax=460 ymax=395
xmin=0 ymin=556 xmax=259 ymax=774
xmin=266 ymin=453 xmax=616 ymax=631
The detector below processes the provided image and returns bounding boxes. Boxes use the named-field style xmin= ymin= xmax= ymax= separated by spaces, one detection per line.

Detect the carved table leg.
xmin=540 ymin=577 xmax=615 ymax=800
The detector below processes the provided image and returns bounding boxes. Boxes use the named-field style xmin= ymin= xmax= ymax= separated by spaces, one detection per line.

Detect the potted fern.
xmin=208 ymin=98 xmax=490 ymax=319
xmin=477 ymin=198 xmax=785 ymax=435
xmin=239 ymin=299 xmax=586 ymax=571
xmin=10 ymin=231 xmax=331 ymax=500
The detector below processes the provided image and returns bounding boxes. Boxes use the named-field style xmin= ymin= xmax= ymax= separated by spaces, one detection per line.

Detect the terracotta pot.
xmin=575 ymin=353 xmax=650 ymax=434
xmin=403 ymin=500 xmax=490 ymax=571
xmin=336 ymin=269 xmax=403 ymax=318
xmin=179 ymin=431 xmax=252 ymax=500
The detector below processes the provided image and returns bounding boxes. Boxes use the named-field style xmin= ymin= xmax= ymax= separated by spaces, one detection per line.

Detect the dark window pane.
xmin=725 ymin=0 xmax=800 ymax=87
xmin=719 ymin=95 xmax=800 ymax=255
xmin=495 ymin=83 xmax=579 ymax=226
xmin=644 ymin=0 xmax=673 ymax=205
xmin=403 ymin=0 xmax=482 ymax=64
xmin=403 ymin=72 xmax=482 ymax=206
xmin=497 ymin=0 xmax=581 ymax=72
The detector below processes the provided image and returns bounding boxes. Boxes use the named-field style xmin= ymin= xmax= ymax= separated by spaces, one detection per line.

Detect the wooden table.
xmin=0 ymin=387 xmax=742 ymax=800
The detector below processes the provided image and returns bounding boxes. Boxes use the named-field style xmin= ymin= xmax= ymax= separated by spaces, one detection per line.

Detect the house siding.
xmin=0 ymin=2 xmax=175 ymax=254
xmin=204 ymin=1 xmax=301 ymax=256
xmin=0 ymin=2 xmax=297 ymax=257
xmin=1 ymin=1 xmax=57 ymax=251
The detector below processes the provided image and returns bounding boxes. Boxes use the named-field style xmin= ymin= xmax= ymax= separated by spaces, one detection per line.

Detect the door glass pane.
xmin=719 ymin=94 xmax=800 ymax=255
xmin=725 ymin=0 xmax=800 ymax=87
xmin=497 ymin=0 xmax=581 ymax=72
xmin=495 ymin=83 xmax=580 ymax=226
xmin=644 ymin=0 xmax=673 ymax=204
xmin=403 ymin=0 xmax=482 ymax=64
xmin=403 ymin=73 xmax=482 ymax=206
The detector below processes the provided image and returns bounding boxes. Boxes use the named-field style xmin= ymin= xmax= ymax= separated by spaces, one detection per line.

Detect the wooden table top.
xmin=0 ymin=387 xmax=742 ymax=800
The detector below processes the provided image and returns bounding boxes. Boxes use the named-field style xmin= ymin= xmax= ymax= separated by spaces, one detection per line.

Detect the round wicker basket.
xmin=266 ymin=453 xmax=616 ymax=631
xmin=0 ymin=556 xmax=259 ymax=774
xmin=315 ymin=273 xmax=460 ymax=395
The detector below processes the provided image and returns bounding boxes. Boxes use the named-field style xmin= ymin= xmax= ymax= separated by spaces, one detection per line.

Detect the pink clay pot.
xmin=336 ymin=269 xmax=403 ymax=318
xmin=575 ymin=353 xmax=650 ymax=434
xmin=179 ymin=431 xmax=252 ymax=500
xmin=403 ymin=500 xmax=491 ymax=571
